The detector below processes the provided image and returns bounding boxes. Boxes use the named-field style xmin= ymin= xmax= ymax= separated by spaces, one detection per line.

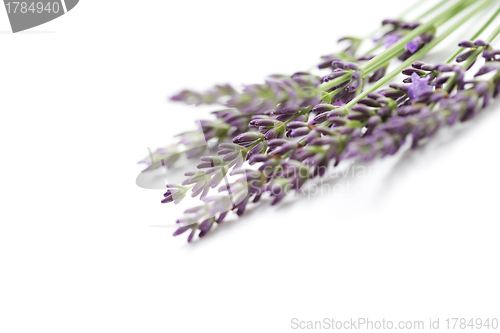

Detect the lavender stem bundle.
xmin=140 ymin=0 xmax=500 ymax=242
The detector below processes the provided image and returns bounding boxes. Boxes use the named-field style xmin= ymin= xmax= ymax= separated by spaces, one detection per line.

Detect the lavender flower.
xmin=408 ymin=72 xmax=433 ymax=99
xmin=147 ymin=3 xmax=500 ymax=242
xmin=405 ymin=36 xmax=423 ymax=53
xmin=171 ymin=73 xmax=321 ymax=114
xmin=384 ymin=34 xmax=402 ymax=48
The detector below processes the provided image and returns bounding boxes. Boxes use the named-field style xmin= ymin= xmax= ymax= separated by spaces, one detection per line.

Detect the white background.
xmin=1 ymin=0 xmax=499 ymax=332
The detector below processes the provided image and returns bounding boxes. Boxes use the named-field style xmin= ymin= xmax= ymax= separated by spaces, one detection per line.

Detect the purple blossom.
xmin=405 ymin=36 xmax=423 ymax=54
xmin=408 ymin=73 xmax=432 ymax=99
xmin=383 ymin=34 xmax=402 ymax=48
xmin=147 ymin=12 xmax=500 ymax=243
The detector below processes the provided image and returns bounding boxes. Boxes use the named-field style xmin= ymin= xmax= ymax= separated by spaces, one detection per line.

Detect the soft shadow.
xmin=157 ymin=100 xmax=499 ymax=245
xmin=375 ymin=103 xmax=495 ymax=202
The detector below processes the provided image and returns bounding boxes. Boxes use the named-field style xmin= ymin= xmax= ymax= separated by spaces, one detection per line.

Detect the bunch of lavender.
xmin=139 ymin=0 xmax=454 ymax=171
xmin=141 ymin=0 xmax=500 ymax=242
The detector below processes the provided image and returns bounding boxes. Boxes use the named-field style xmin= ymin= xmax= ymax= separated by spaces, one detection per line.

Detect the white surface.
xmin=1 ymin=1 xmax=500 ymax=332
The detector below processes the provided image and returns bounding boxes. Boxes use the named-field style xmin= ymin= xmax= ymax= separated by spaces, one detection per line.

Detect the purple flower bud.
xmin=222 ymin=150 xmax=241 ymax=162
xmin=290 ymin=127 xmax=311 ymax=137
xmin=327 ymin=109 xmax=347 ymax=121
xmin=274 ymin=142 xmax=299 ymax=155
xmin=351 ymin=72 xmax=360 ymax=82
xmin=312 ymin=104 xmax=335 ymax=113
xmin=483 ymin=49 xmax=500 ymax=61
xmin=311 ymin=112 xmax=328 ymax=124
xmin=369 ymin=67 xmax=386 ymax=83
xmin=382 ymin=19 xmax=400 ymax=26
xmin=234 ymin=195 xmax=250 ymax=216
xmin=358 ymin=98 xmax=381 ymax=107
xmin=368 ymin=115 xmax=382 ymax=126
xmin=305 ymin=130 xmax=320 ymax=144
xmin=420 ymin=65 xmax=434 ymax=71
xmin=233 ymin=132 xmax=262 ymax=143
xmin=377 ymin=106 xmax=391 ymax=117
xmin=357 ymin=54 xmax=375 ymax=61
xmin=483 ymin=90 xmax=491 ymax=108
xmin=199 ymin=219 xmax=213 ymax=232
xmin=474 ymin=39 xmax=488 ymax=47
xmin=474 ymin=81 xmax=489 ymax=95
xmin=273 ymin=106 xmax=300 ymax=115
xmin=249 ymin=154 xmax=271 ymax=164
xmin=411 ymin=61 xmax=426 ymax=69
xmin=389 ymin=83 xmax=409 ymax=92
xmin=400 ymin=22 xmax=420 ymax=29
xmin=161 ymin=195 xmax=174 ymax=204
xmin=267 ymin=139 xmax=288 ymax=147
xmin=264 ymin=129 xmax=280 ymax=141
xmin=206 ymin=165 xmax=224 ymax=175
xmin=433 ymin=76 xmax=450 ymax=86
xmin=430 ymin=93 xmax=444 ymax=103
xmin=201 ymin=156 xmax=223 ymax=164
xmin=338 ymin=127 xmax=355 ymax=135
xmin=251 ymin=119 xmax=275 ymax=127
xmin=397 ymin=105 xmax=422 ymax=116
xmin=287 ymin=121 xmax=308 ymax=129
xmin=347 ymin=80 xmax=361 ymax=92
xmin=351 ymin=105 xmax=373 ymax=115
xmin=345 ymin=63 xmax=359 ymax=70
xmin=325 ymin=71 xmax=347 ymax=81
xmin=310 ymin=137 xmax=338 ymax=146
xmin=402 ymin=68 xmax=426 ymax=76
xmin=217 ymin=148 xmax=237 ymax=156
xmin=187 ymin=229 xmax=196 ymax=242
xmin=380 ymin=89 xmax=405 ymax=99
xmin=475 ymin=64 xmax=498 ymax=77
xmin=197 ymin=162 xmax=214 ymax=169
xmin=328 ymin=107 xmax=348 ymax=117
xmin=271 ymin=192 xmax=286 ymax=206
xmin=275 ymin=114 xmax=295 ymax=122
xmin=347 ymin=113 xmax=369 ymax=121
xmin=367 ymin=92 xmax=383 ymax=100
xmin=455 ymin=49 xmax=475 ymax=63
xmin=248 ymin=142 xmax=266 ymax=158
xmin=331 ymin=61 xmax=347 ymax=69
xmin=458 ymin=40 xmax=475 ymax=48
xmin=173 ymin=225 xmax=192 ymax=237
xmin=219 ymin=143 xmax=240 ymax=150
xmin=435 ymin=64 xmax=454 ymax=72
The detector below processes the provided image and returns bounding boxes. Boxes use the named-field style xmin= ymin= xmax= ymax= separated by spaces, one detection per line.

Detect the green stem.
xmin=362 ymin=0 xmax=475 ymax=75
xmin=345 ymin=0 xmax=494 ymax=110
xmin=462 ymin=21 xmax=500 ymax=69
xmin=445 ymin=3 xmax=500 ymax=63
xmin=284 ymin=107 xmax=312 ymax=125
xmin=444 ymin=16 xmax=500 ymax=93
xmin=364 ymin=0 xmax=449 ymax=41
xmin=321 ymin=0 xmax=476 ymax=92
xmin=319 ymin=73 xmax=352 ymax=92
xmin=414 ymin=0 xmax=453 ymax=21
xmin=486 ymin=22 xmax=500 ymax=43
xmin=363 ymin=42 xmax=383 ymax=56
